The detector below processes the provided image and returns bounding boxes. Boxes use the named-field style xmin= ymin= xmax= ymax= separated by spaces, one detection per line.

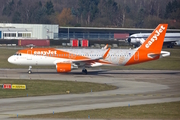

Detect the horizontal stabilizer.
xmin=148 ymin=51 xmax=170 ymax=59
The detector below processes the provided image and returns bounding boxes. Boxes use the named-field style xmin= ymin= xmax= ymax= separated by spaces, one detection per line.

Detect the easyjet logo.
xmin=145 ymin=25 xmax=165 ymax=48
xmin=34 ymin=50 xmax=57 ymax=55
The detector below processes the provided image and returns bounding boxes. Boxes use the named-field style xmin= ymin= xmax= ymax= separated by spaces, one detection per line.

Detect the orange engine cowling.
xmin=56 ymin=63 xmax=71 ymax=73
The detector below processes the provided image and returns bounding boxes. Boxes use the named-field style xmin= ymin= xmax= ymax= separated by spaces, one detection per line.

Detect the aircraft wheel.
xmin=28 ymin=70 xmax=32 ymax=74
xmin=84 ymin=69 xmax=87 ymax=74
xmin=82 ymin=69 xmax=87 ymax=74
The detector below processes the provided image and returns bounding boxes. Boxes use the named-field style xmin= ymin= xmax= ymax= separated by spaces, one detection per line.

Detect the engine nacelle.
xmin=174 ymin=41 xmax=180 ymax=45
xmin=56 ymin=63 xmax=72 ymax=73
xmin=129 ymin=38 xmax=141 ymax=44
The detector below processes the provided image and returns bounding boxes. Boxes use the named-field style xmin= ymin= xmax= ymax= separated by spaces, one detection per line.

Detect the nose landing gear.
xmin=82 ymin=68 xmax=87 ymax=74
xmin=28 ymin=66 xmax=32 ymax=74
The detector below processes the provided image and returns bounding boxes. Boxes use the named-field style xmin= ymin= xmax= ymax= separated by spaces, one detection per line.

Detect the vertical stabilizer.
xmin=125 ymin=24 xmax=168 ymax=65
xmin=139 ymin=24 xmax=168 ymax=53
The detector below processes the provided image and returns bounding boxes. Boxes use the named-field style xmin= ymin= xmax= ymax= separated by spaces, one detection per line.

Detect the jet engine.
xmin=126 ymin=37 xmax=144 ymax=44
xmin=174 ymin=41 xmax=180 ymax=45
xmin=56 ymin=63 xmax=72 ymax=73
xmin=126 ymin=37 xmax=131 ymax=44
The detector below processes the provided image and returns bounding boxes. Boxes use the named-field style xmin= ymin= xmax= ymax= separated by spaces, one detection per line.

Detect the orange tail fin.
xmin=125 ymin=24 xmax=168 ymax=66
xmin=139 ymin=24 xmax=168 ymax=53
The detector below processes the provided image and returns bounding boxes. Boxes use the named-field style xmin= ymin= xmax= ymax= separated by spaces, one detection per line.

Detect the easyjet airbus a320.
xmin=8 ymin=24 xmax=170 ymax=74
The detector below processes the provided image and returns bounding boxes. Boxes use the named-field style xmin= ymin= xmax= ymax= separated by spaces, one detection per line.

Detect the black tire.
xmin=82 ymin=69 xmax=87 ymax=74
xmin=84 ymin=69 xmax=87 ymax=74
xmin=28 ymin=70 xmax=32 ymax=74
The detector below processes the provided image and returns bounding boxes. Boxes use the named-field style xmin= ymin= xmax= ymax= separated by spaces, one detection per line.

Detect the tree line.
xmin=0 ymin=0 xmax=179 ymax=28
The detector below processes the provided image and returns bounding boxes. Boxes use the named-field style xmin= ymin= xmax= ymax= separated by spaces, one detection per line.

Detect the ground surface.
xmin=0 ymin=47 xmax=180 ymax=119
xmin=22 ymin=101 xmax=180 ymax=119
xmin=0 ymin=69 xmax=180 ymax=119
xmin=0 ymin=79 xmax=116 ymax=98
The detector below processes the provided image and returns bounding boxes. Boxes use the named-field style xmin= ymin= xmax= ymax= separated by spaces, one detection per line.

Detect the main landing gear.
xmin=28 ymin=66 xmax=32 ymax=74
xmin=82 ymin=68 xmax=87 ymax=74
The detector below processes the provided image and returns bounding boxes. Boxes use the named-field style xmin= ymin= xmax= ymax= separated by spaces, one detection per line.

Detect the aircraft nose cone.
xmin=8 ymin=56 xmax=13 ymax=64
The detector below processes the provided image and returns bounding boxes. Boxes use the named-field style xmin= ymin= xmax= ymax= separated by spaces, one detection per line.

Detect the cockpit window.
xmin=15 ymin=52 xmax=21 ymax=56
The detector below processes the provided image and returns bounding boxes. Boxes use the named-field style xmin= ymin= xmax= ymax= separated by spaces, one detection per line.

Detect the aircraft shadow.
xmin=68 ymin=71 xmax=178 ymax=75
xmin=23 ymin=70 xmax=179 ymax=76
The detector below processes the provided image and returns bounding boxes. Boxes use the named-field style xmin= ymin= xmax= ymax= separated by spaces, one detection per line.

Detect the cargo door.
xmin=27 ymin=50 xmax=32 ymax=60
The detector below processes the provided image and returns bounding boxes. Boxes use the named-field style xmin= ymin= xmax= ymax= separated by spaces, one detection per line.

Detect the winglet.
xmin=103 ymin=48 xmax=110 ymax=59
xmin=102 ymin=44 xmax=108 ymax=49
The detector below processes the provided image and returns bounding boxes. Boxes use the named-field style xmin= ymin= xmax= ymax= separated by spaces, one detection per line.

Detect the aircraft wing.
xmin=53 ymin=48 xmax=111 ymax=67
xmin=72 ymin=48 xmax=111 ymax=66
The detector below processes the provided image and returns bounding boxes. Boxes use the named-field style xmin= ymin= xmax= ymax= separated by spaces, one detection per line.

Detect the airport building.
xmin=56 ymin=26 xmax=180 ymax=40
xmin=0 ymin=23 xmax=59 ymax=39
xmin=0 ymin=23 xmax=180 ymax=47
xmin=1 ymin=23 xmax=180 ymax=40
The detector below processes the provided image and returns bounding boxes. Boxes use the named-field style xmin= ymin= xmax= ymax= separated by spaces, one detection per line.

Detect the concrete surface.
xmin=0 ymin=69 xmax=180 ymax=119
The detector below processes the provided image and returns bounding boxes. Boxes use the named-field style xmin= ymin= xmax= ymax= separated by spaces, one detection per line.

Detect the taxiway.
xmin=0 ymin=69 xmax=180 ymax=119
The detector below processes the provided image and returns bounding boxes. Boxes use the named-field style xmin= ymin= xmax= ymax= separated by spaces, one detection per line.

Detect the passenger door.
xmin=27 ymin=50 xmax=32 ymax=60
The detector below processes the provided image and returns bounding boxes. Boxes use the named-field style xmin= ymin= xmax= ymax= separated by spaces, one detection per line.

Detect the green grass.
xmin=21 ymin=101 xmax=180 ymax=119
xmin=0 ymin=48 xmax=18 ymax=68
xmin=0 ymin=79 xmax=117 ymax=98
xmin=1 ymin=47 xmax=180 ymax=69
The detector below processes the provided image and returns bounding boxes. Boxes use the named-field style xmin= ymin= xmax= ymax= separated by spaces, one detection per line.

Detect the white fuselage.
xmin=8 ymin=49 xmax=137 ymax=67
xmin=128 ymin=33 xmax=180 ymax=45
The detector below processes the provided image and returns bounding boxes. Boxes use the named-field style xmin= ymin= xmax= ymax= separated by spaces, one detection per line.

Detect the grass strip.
xmin=0 ymin=79 xmax=117 ymax=98
xmin=22 ymin=101 xmax=180 ymax=119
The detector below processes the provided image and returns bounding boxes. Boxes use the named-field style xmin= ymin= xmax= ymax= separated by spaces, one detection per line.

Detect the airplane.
xmin=8 ymin=24 xmax=170 ymax=74
xmin=126 ymin=32 xmax=180 ymax=48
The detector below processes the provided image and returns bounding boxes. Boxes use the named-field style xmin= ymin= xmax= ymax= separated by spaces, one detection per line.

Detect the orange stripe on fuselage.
xmin=17 ymin=48 xmax=112 ymax=65
xmin=18 ymin=48 xmax=89 ymax=60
